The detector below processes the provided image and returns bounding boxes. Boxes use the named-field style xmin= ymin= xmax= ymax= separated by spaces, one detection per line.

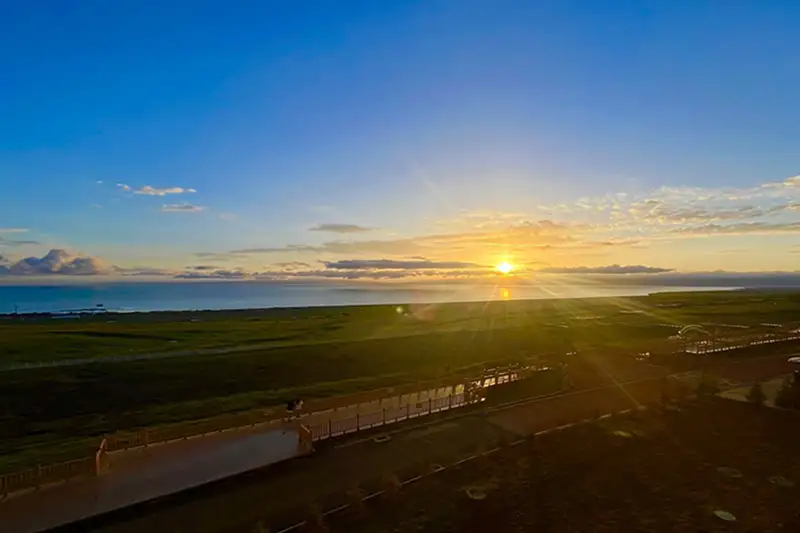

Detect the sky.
xmin=2 ymin=0 xmax=800 ymax=283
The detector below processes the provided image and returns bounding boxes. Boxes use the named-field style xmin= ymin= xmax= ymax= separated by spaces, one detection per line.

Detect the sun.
xmin=496 ymin=262 xmax=514 ymax=275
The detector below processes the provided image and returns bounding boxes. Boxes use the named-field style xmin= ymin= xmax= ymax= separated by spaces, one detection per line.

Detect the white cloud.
xmin=0 ymin=249 xmax=114 ymax=276
xmin=670 ymin=221 xmax=800 ymax=236
xmin=117 ymin=184 xmax=197 ymax=196
xmin=161 ymin=203 xmax=205 ymax=213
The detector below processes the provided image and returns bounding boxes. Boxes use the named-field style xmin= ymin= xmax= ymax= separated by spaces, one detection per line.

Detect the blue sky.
xmin=2 ymin=1 xmax=799 ymax=281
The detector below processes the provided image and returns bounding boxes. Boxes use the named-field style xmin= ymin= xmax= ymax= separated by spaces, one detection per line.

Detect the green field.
xmin=1 ymin=290 xmax=799 ymax=473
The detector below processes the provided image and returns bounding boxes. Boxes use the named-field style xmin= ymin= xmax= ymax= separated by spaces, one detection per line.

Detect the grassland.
xmin=1 ymin=290 xmax=799 ymax=473
xmin=4 ymin=289 xmax=800 ymax=365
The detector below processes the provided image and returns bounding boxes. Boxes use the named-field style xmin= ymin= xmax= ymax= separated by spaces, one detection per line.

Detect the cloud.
xmin=222 ymin=219 xmax=577 ymax=257
xmin=593 ymin=238 xmax=644 ymax=247
xmin=118 ymin=184 xmax=197 ymax=196
xmin=537 ymin=264 xmax=673 ymax=274
xmin=112 ymin=173 xmax=800 ymax=279
xmin=228 ymin=244 xmax=320 ymax=255
xmin=186 ymin=265 xmax=219 ymax=271
xmin=0 ymin=236 xmax=40 ymax=247
xmin=192 ymin=252 xmax=236 ymax=260
xmin=670 ymin=221 xmax=800 ymax=236
xmin=323 ymin=259 xmax=483 ymax=270
xmin=172 ymin=267 xmax=484 ymax=281
xmin=0 ymin=249 xmax=113 ymax=276
xmin=0 ymin=228 xmax=29 ymax=234
xmin=272 ymin=261 xmax=312 ymax=269
xmin=309 ymin=223 xmax=374 ymax=233
xmin=636 ymin=204 xmax=769 ymax=224
xmin=161 ymin=203 xmax=205 ymax=213
xmin=175 ymin=269 xmax=250 ymax=280
xmin=119 ymin=267 xmax=177 ymax=277
xmin=218 ymin=213 xmax=236 ymax=221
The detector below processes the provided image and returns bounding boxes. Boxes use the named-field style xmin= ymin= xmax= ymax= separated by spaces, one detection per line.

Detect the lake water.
xmin=0 ymin=282 xmax=734 ymax=314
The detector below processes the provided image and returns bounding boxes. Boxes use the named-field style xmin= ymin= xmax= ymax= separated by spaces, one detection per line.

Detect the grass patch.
xmin=1 ymin=290 xmax=798 ymax=473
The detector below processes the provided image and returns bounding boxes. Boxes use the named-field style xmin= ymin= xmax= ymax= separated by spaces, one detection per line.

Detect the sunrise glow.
xmin=496 ymin=262 xmax=514 ymax=275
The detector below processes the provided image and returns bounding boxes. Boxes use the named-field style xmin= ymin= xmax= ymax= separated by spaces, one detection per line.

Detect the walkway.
xmin=0 ymin=376 xmax=493 ymax=533
xmin=0 ymin=428 xmax=302 ymax=533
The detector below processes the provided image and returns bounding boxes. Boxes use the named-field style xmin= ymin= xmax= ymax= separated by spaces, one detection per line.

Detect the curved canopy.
xmin=678 ymin=325 xmax=711 ymax=338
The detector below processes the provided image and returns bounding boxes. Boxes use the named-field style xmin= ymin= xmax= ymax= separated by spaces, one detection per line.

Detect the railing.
xmin=103 ymin=364 xmax=528 ymax=453
xmin=684 ymin=334 xmax=800 ymax=354
xmin=0 ymin=458 xmax=94 ymax=499
xmin=308 ymin=393 xmax=470 ymax=441
xmin=105 ymin=410 xmax=282 ymax=452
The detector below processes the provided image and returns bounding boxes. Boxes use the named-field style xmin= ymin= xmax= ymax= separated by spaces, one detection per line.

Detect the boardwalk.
xmin=0 ymin=428 xmax=302 ymax=533
xmin=0 ymin=375 xmax=500 ymax=533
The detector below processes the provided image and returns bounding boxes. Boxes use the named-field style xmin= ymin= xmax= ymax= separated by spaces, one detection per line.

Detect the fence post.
xmin=144 ymin=429 xmax=149 ymax=448
xmin=328 ymin=419 xmax=332 ymax=437
xmin=37 ymin=465 xmax=42 ymax=489
xmin=449 ymin=394 xmax=453 ymax=409
xmin=406 ymin=403 xmax=410 ymax=419
xmin=356 ymin=412 xmax=360 ymax=430
xmin=382 ymin=408 xmax=386 ymax=425
xmin=428 ymin=398 xmax=432 ymax=414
